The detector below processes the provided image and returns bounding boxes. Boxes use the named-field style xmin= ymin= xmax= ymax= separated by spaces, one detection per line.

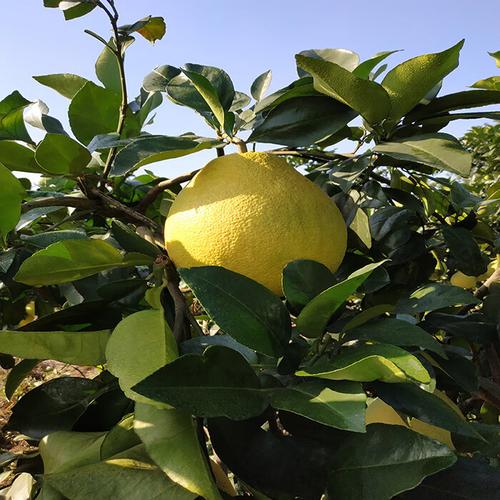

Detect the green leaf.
xmin=5 ymin=377 xmax=100 ymax=439
xmin=118 ymin=16 xmax=166 ymax=43
xmin=0 ymin=329 xmax=110 ymax=365
xmin=297 ymin=344 xmax=430 ymax=384
xmin=282 ymin=259 xmax=336 ymax=310
xmin=382 ymin=40 xmax=464 ymax=123
xmin=33 ymin=73 xmax=88 ymax=99
xmin=40 ymin=431 xmax=106 ymax=474
xmin=327 ymin=424 xmax=456 ymax=500
xmin=270 ymin=380 xmax=366 ymax=432
xmin=0 ymin=163 xmax=25 ymax=240
xmin=5 ymin=359 xmax=40 ymax=400
xmin=373 ymin=382 xmax=483 ymax=439
xmin=182 ymin=69 xmax=231 ymax=133
xmin=296 ymin=48 xmax=360 ymax=78
xmin=337 ymin=352 xmax=401 ymax=393
xmin=133 ymin=346 xmax=267 ymax=419
xmin=134 ymin=404 xmax=221 ymax=500
xmin=45 ymin=447 xmax=196 ymax=500
xmin=106 ymin=309 xmax=178 ymax=402
xmin=0 ymin=140 xmax=38 ymax=172
xmin=405 ymin=90 xmax=500 ymax=123
xmin=179 ymin=266 xmax=291 ymax=357
xmin=397 ymin=283 xmax=480 ymax=314
xmin=35 ymin=134 xmax=91 ymax=176
xmin=343 ymin=318 xmax=446 ymax=357
xmin=143 ymin=65 xmax=181 ymax=93
xmin=374 ymin=133 xmax=472 ymax=176
xmin=14 ymin=239 xmax=152 ymax=286
xmin=251 ymin=70 xmax=272 ymax=101
xmin=295 ymin=54 xmax=390 ymax=124
xmin=248 ymin=96 xmax=356 ymax=146
xmin=21 ymin=229 xmax=87 ymax=249
xmin=24 ymin=101 xmax=66 ymax=135
xmin=471 ymin=76 xmax=500 ymax=91
xmin=95 ymin=40 xmax=121 ymax=93
xmin=0 ymin=91 xmax=32 ymax=142
xmin=111 ymin=134 xmax=221 ymax=176
xmin=353 ymin=50 xmax=401 ymax=79
xmin=180 ymin=335 xmax=258 ymax=364
xmin=296 ymin=261 xmax=386 ymax=337
xmin=59 ymin=1 xmax=96 ymax=20
xmin=111 ymin=220 xmax=160 ymax=257
xmin=68 ymin=81 xmax=120 ymax=144
xmin=442 ymin=226 xmax=487 ymax=277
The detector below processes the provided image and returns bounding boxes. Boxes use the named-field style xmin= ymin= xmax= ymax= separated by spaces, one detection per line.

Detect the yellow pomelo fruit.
xmin=450 ymin=271 xmax=477 ymax=289
xmin=409 ymin=390 xmax=464 ymax=450
xmin=365 ymin=398 xmax=407 ymax=426
xmin=165 ymin=152 xmax=347 ymax=295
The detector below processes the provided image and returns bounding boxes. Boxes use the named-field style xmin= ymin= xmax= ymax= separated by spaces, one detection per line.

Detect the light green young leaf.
xmin=135 ymin=404 xmax=221 ymax=500
xmin=382 ymin=40 xmax=464 ymax=123
xmin=297 ymin=344 xmax=430 ymax=384
xmin=35 ymin=134 xmax=91 ymax=176
xmin=0 ymin=163 xmax=25 ymax=240
xmin=295 ymin=54 xmax=390 ymax=124
xmin=14 ymin=239 xmax=152 ymax=286
xmin=33 ymin=73 xmax=88 ymax=99
xmin=106 ymin=309 xmax=178 ymax=403
xmin=0 ymin=329 xmax=110 ymax=365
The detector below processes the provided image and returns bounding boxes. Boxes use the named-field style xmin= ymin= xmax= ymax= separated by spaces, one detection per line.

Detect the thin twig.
xmin=95 ymin=0 xmax=128 ymax=185
xmin=136 ymin=170 xmax=199 ymax=213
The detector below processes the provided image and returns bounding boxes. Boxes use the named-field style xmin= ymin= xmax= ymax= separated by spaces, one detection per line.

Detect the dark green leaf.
xmin=33 ymin=74 xmax=88 ymax=99
xmin=180 ymin=266 xmax=291 ymax=357
xmin=111 ymin=220 xmax=160 ymax=257
xmin=143 ymin=65 xmax=181 ymax=92
xmin=374 ymin=133 xmax=472 ymax=176
xmin=15 ymin=239 xmax=152 ymax=286
xmin=35 ymin=134 xmax=91 ymax=176
xmin=328 ymin=424 xmax=456 ymax=500
xmin=0 ymin=329 xmax=110 ymax=365
xmin=248 ymin=96 xmax=356 ymax=146
xmin=397 ymin=457 xmax=500 ymax=500
xmin=282 ymin=259 xmax=336 ymax=310
xmin=21 ymin=229 xmax=87 ymax=249
xmin=4 ymin=359 xmax=40 ymax=400
xmin=111 ymin=134 xmax=221 ymax=176
xmin=95 ymin=40 xmax=121 ymax=93
xmin=270 ymin=380 xmax=366 ymax=432
xmin=133 ymin=346 xmax=267 ymax=419
xmin=297 ymin=344 xmax=430 ymax=384
xmin=373 ymin=382 xmax=482 ymax=439
xmin=0 ymin=91 xmax=32 ymax=142
xmin=295 ymin=54 xmax=390 ymax=124
xmin=24 ymin=101 xmax=66 ymax=134
xmin=442 ymin=226 xmax=487 ymax=276
xmin=381 ymin=40 xmax=464 ymax=123
xmin=296 ymin=261 xmax=386 ymax=337
xmin=344 ymin=318 xmax=446 ymax=357
xmin=68 ymin=82 xmax=120 ymax=145
xmin=396 ymin=283 xmax=480 ymax=314
xmin=5 ymin=377 xmax=100 ymax=439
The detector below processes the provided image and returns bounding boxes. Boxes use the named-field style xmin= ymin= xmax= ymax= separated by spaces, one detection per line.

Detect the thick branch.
xmin=136 ymin=170 xmax=199 ymax=213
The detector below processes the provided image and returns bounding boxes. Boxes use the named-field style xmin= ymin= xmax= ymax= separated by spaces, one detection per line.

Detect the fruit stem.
xmin=233 ymin=137 xmax=248 ymax=153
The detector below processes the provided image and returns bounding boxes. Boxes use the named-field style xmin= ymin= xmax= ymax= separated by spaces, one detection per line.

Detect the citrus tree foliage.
xmin=1 ymin=1 xmax=500 ymax=498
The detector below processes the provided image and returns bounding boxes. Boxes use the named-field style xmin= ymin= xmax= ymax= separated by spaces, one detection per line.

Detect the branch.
xmin=135 ymin=170 xmax=199 ymax=213
xmin=22 ymin=197 xmax=96 ymax=213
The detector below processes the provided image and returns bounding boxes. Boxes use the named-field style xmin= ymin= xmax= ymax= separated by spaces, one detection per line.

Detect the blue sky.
xmin=0 ymin=1 xmax=498 ymax=176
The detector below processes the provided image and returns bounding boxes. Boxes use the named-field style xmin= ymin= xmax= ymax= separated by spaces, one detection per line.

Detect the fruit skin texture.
xmin=164 ymin=152 xmax=347 ymax=295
